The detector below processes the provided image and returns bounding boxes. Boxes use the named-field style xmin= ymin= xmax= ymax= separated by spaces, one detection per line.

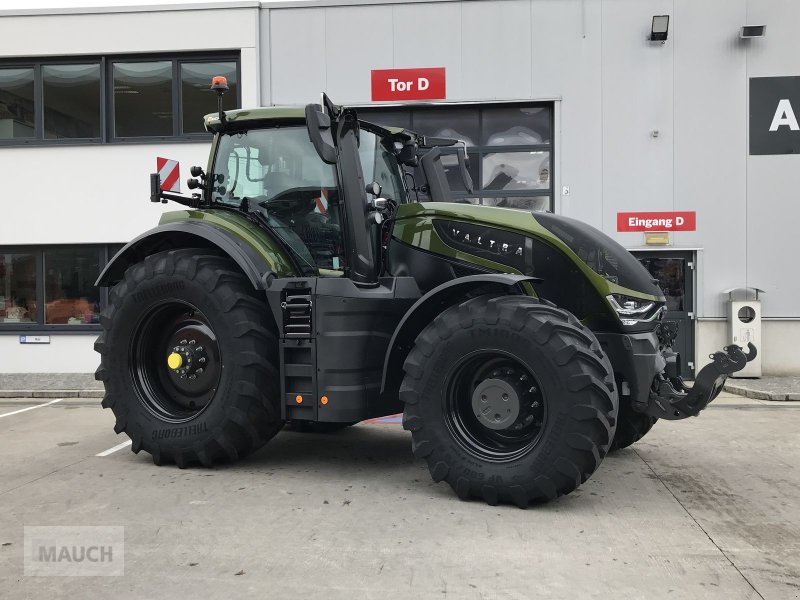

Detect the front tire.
xmin=610 ymin=400 xmax=657 ymax=451
xmin=95 ymin=249 xmax=282 ymax=467
xmin=400 ymin=295 xmax=618 ymax=506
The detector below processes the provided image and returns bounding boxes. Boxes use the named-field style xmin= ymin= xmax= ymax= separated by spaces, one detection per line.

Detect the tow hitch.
xmin=645 ymin=342 xmax=757 ymax=420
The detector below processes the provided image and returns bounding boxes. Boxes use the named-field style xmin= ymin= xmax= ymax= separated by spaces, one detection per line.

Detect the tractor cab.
xmin=196 ymin=93 xmax=472 ymax=286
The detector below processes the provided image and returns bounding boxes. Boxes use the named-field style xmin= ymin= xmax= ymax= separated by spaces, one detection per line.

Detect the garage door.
xmin=359 ymin=103 xmax=554 ymax=211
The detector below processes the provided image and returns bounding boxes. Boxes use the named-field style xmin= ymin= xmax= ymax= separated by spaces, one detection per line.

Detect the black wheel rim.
xmin=443 ymin=350 xmax=547 ymax=463
xmin=130 ymin=300 xmax=221 ymax=423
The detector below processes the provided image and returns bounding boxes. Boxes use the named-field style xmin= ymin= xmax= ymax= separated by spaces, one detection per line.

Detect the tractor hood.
xmin=392 ymin=202 xmax=665 ymax=303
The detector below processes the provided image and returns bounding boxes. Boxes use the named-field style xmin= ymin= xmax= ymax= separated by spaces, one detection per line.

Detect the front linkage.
xmin=647 ymin=333 xmax=757 ymax=420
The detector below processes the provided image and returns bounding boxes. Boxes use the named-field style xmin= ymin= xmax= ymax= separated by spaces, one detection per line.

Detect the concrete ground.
xmin=0 ymin=393 xmax=797 ymax=599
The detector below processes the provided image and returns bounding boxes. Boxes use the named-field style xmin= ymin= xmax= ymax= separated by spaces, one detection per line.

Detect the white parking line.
xmin=0 ymin=398 xmax=62 ymax=418
xmin=96 ymin=440 xmax=132 ymax=457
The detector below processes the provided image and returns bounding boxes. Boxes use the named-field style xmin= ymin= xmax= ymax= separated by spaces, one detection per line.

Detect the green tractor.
xmin=95 ymin=84 xmax=754 ymax=506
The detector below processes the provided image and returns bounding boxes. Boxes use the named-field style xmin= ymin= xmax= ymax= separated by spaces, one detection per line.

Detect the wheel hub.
xmin=130 ymin=302 xmax=221 ymax=422
xmin=164 ymin=322 xmax=219 ymax=403
xmin=444 ymin=352 xmax=547 ymax=463
xmin=167 ymin=336 xmax=209 ymax=381
xmin=471 ymin=379 xmax=520 ymax=430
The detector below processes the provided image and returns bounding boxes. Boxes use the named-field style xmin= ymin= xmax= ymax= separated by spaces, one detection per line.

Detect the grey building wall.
xmin=260 ymin=0 xmax=797 ymax=327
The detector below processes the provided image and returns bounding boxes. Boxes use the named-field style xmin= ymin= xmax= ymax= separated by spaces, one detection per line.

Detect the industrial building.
xmin=0 ymin=0 xmax=796 ymax=375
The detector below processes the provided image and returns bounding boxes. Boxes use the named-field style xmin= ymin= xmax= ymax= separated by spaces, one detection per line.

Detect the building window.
xmin=44 ymin=248 xmax=101 ymax=325
xmin=113 ymin=61 xmax=173 ymax=138
xmin=0 ymin=67 xmax=35 ymax=140
xmin=0 ymin=53 xmax=240 ymax=146
xmin=43 ymin=64 xmax=102 ymax=139
xmin=0 ymin=245 xmax=118 ymax=331
xmin=181 ymin=61 xmax=238 ymax=135
xmin=359 ymin=102 xmax=554 ymax=211
xmin=0 ymin=253 xmax=37 ymax=323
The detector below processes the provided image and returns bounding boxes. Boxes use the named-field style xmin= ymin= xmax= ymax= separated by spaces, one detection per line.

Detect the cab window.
xmin=358 ymin=131 xmax=406 ymax=203
xmin=211 ymin=127 xmax=345 ymax=272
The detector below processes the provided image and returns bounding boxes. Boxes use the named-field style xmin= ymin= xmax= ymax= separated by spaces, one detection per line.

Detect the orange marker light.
xmin=320 ymin=395 xmax=329 ymax=405
xmin=211 ymin=76 xmax=228 ymax=87
xmin=295 ymin=395 xmax=303 ymax=404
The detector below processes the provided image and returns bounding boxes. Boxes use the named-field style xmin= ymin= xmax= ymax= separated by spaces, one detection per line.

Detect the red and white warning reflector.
xmin=314 ymin=188 xmax=329 ymax=214
xmin=156 ymin=157 xmax=181 ymax=193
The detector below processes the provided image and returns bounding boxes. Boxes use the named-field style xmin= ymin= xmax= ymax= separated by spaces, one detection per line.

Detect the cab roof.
xmin=204 ymin=106 xmax=305 ymax=132
xmin=204 ymin=106 xmax=407 ymax=136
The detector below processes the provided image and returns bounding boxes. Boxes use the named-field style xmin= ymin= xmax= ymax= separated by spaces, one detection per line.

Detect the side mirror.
xmin=305 ymin=103 xmax=337 ymax=164
xmin=150 ymin=173 xmax=164 ymax=203
xmin=366 ymin=181 xmax=382 ymax=197
xmin=397 ymin=140 xmax=419 ymax=166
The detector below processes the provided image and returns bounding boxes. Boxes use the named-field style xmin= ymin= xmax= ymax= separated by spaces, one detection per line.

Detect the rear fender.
xmin=96 ymin=220 xmax=294 ymax=289
xmin=380 ymin=274 xmax=540 ymax=400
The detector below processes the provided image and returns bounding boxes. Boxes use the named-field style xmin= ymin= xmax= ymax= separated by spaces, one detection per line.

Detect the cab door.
xmin=634 ymin=251 xmax=696 ymax=378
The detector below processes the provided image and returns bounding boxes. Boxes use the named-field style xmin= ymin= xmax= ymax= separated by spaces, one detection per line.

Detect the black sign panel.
xmin=750 ymin=76 xmax=800 ymax=155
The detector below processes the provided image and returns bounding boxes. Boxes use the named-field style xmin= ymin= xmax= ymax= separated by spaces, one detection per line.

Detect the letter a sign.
xmin=750 ymin=76 xmax=800 ymax=154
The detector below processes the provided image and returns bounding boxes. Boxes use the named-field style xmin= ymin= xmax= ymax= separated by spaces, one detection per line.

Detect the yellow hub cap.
xmin=167 ymin=352 xmax=183 ymax=370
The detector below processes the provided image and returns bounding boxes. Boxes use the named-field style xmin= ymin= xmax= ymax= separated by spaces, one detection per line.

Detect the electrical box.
xmin=725 ymin=288 xmax=763 ymax=378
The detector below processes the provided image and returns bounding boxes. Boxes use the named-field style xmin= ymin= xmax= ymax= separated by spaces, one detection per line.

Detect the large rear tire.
xmin=95 ymin=249 xmax=282 ymax=467
xmin=400 ymin=295 xmax=618 ymax=507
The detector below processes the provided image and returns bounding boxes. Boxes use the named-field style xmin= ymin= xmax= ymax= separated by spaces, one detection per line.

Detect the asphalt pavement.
xmin=0 ymin=393 xmax=797 ymax=599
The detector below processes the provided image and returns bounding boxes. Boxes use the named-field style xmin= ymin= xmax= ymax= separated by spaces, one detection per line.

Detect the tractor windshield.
xmin=210 ymin=127 xmax=345 ymax=271
xmin=211 ymin=127 xmax=337 ymax=206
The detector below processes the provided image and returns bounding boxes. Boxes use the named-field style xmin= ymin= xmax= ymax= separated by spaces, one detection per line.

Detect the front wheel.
xmin=400 ymin=295 xmax=618 ymax=507
xmin=610 ymin=400 xmax=657 ymax=451
xmin=95 ymin=249 xmax=283 ymax=467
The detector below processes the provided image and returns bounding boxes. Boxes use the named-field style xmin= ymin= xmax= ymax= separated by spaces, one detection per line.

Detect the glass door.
xmin=634 ymin=251 xmax=696 ymax=378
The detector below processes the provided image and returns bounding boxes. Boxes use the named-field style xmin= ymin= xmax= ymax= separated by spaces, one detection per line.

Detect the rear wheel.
xmin=400 ymin=295 xmax=618 ymax=507
xmin=95 ymin=249 xmax=282 ymax=467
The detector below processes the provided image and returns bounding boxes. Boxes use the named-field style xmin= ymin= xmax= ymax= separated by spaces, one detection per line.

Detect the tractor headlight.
xmin=606 ymin=294 xmax=659 ymax=325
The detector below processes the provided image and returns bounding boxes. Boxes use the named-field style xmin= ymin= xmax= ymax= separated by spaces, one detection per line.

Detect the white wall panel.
xmin=240 ymin=47 xmax=261 ymax=107
xmin=601 ymin=0 xmax=674 ymax=243
xmin=324 ymin=5 xmax=394 ymax=103
xmin=0 ymin=335 xmax=99 ymax=373
xmin=391 ymin=2 xmax=463 ymax=100
xmin=461 ymin=0 xmax=532 ymax=101
xmin=259 ymin=8 xmax=273 ymax=103
xmin=0 ymin=8 xmax=257 ymax=57
xmin=532 ymin=0 xmax=602 ymax=227
xmin=744 ymin=0 xmax=800 ymax=318
xmin=0 ymin=143 xmax=209 ymax=245
xmin=673 ymin=0 xmax=747 ymax=318
xmin=269 ymin=7 xmax=326 ymax=104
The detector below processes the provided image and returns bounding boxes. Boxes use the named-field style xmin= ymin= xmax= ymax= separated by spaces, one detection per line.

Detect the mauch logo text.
xmin=38 ymin=544 xmax=115 ymax=564
xmin=24 ymin=526 xmax=124 ymax=576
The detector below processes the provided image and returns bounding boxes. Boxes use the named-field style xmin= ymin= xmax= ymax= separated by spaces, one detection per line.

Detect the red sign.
xmin=371 ymin=68 xmax=446 ymax=101
xmin=617 ymin=211 xmax=697 ymax=232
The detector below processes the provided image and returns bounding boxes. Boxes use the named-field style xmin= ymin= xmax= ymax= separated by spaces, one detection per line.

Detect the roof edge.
xmin=0 ymin=1 xmax=260 ymax=18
